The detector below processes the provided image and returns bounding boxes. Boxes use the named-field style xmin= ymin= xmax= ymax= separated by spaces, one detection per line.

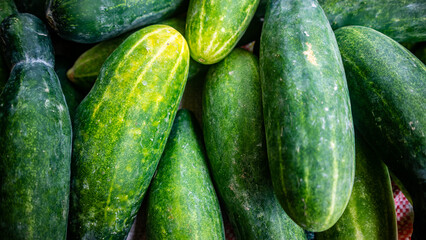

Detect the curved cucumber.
xmin=185 ymin=0 xmax=260 ymax=64
xmin=69 ymin=25 xmax=189 ymax=239
xmin=146 ymin=109 xmax=225 ymax=239
xmin=203 ymin=48 xmax=307 ymax=239
xmin=316 ymin=136 xmax=397 ymax=240
xmin=318 ymin=0 xmax=426 ymax=42
xmin=0 ymin=13 xmax=71 ymax=239
xmin=260 ymin=0 xmax=355 ymax=231
xmin=334 ymin=26 xmax=426 ymax=239
xmin=46 ymin=0 xmax=186 ymax=43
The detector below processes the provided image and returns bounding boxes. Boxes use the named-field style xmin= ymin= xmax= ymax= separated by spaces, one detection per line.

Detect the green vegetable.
xmin=319 ymin=0 xmax=426 ymax=42
xmin=260 ymin=0 xmax=355 ymax=232
xmin=69 ymin=25 xmax=189 ymax=239
xmin=0 ymin=13 xmax=71 ymax=239
xmin=203 ymin=48 xmax=307 ymax=239
xmin=146 ymin=109 xmax=225 ymax=240
xmin=335 ymin=25 xmax=426 ymax=239
xmin=46 ymin=0 xmax=186 ymax=43
xmin=316 ymin=136 xmax=397 ymax=240
xmin=186 ymin=0 xmax=260 ymax=64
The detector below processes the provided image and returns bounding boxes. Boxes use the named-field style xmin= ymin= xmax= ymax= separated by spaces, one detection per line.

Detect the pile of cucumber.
xmin=0 ymin=0 xmax=424 ymax=239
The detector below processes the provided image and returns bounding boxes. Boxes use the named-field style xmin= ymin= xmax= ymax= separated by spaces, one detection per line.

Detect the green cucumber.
xmin=203 ymin=48 xmax=307 ymax=239
xmin=0 ymin=0 xmax=17 ymax=21
xmin=55 ymin=57 xmax=84 ymax=119
xmin=67 ymin=17 xmax=206 ymax=91
xmin=260 ymin=0 xmax=355 ymax=232
xmin=316 ymin=136 xmax=397 ymax=240
xmin=334 ymin=26 xmax=426 ymax=239
xmin=46 ymin=0 xmax=186 ymax=43
xmin=69 ymin=24 xmax=189 ymax=239
xmin=185 ymin=0 xmax=260 ymax=64
xmin=146 ymin=109 xmax=225 ymax=239
xmin=0 ymin=13 xmax=71 ymax=239
xmin=318 ymin=0 xmax=426 ymax=42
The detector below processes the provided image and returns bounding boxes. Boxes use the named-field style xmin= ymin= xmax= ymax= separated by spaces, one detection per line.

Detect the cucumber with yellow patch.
xmin=69 ymin=25 xmax=190 ymax=239
xmin=185 ymin=0 xmax=260 ymax=64
xmin=260 ymin=0 xmax=355 ymax=232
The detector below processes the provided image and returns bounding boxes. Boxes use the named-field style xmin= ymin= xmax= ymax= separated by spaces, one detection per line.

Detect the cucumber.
xmin=146 ymin=109 xmax=225 ymax=239
xmin=316 ymin=136 xmax=397 ymax=240
xmin=69 ymin=25 xmax=189 ymax=239
xmin=334 ymin=26 xmax=426 ymax=239
xmin=203 ymin=48 xmax=307 ymax=239
xmin=260 ymin=0 xmax=355 ymax=231
xmin=318 ymin=0 xmax=426 ymax=42
xmin=185 ymin=0 xmax=260 ymax=64
xmin=0 ymin=13 xmax=71 ymax=239
xmin=67 ymin=17 xmax=206 ymax=91
xmin=46 ymin=0 xmax=186 ymax=43
xmin=55 ymin=57 xmax=84 ymax=119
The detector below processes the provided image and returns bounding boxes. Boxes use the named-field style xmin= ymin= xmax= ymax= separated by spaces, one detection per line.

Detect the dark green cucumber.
xmin=55 ymin=57 xmax=84 ymax=119
xmin=185 ymin=0 xmax=260 ymax=64
xmin=69 ymin=25 xmax=189 ymax=239
xmin=146 ymin=109 xmax=225 ymax=239
xmin=318 ymin=0 xmax=426 ymax=42
xmin=203 ymin=48 xmax=307 ymax=239
xmin=334 ymin=26 xmax=426 ymax=239
xmin=316 ymin=136 xmax=397 ymax=240
xmin=260 ymin=0 xmax=355 ymax=232
xmin=46 ymin=0 xmax=186 ymax=43
xmin=67 ymin=17 xmax=206 ymax=91
xmin=14 ymin=0 xmax=47 ymax=19
xmin=0 ymin=13 xmax=71 ymax=239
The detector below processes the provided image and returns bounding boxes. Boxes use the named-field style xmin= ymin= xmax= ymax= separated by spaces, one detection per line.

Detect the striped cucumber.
xmin=316 ymin=136 xmax=397 ymax=240
xmin=69 ymin=25 xmax=189 ymax=239
xmin=203 ymin=48 xmax=307 ymax=239
xmin=0 ymin=13 xmax=71 ymax=239
xmin=146 ymin=109 xmax=225 ymax=239
xmin=185 ymin=0 xmax=260 ymax=64
xmin=260 ymin=0 xmax=355 ymax=231
xmin=334 ymin=26 xmax=426 ymax=239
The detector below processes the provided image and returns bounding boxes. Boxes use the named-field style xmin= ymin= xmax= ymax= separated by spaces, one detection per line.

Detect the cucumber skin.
xmin=316 ymin=136 xmax=397 ymax=240
xmin=46 ymin=0 xmax=185 ymax=43
xmin=185 ymin=0 xmax=260 ymax=64
xmin=67 ymin=17 xmax=206 ymax=92
xmin=334 ymin=26 xmax=426 ymax=239
xmin=260 ymin=0 xmax=355 ymax=232
xmin=318 ymin=0 xmax=426 ymax=42
xmin=69 ymin=25 xmax=189 ymax=239
xmin=146 ymin=109 xmax=225 ymax=240
xmin=203 ymin=48 xmax=307 ymax=240
xmin=0 ymin=14 xmax=71 ymax=239
xmin=0 ymin=63 xmax=72 ymax=240
xmin=0 ymin=13 xmax=54 ymax=69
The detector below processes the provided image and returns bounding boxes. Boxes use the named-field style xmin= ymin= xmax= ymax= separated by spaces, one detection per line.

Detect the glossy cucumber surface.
xmin=260 ymin=0 xmax=355 ymax=231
